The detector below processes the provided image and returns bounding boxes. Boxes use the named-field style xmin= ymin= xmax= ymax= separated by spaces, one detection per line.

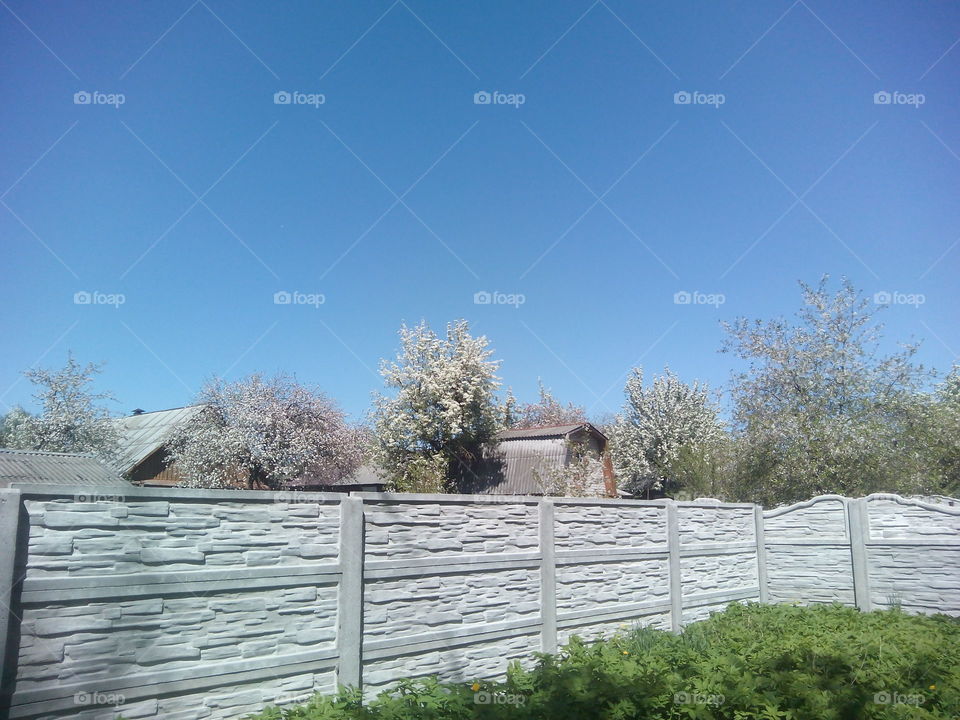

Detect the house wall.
xmin=0 ymin=489 xmax=956 ymax=720
xmin=128 ymin=450 xmax=185 ymax=487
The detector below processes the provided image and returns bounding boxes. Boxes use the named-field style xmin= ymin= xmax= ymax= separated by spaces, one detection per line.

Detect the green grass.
xmin=244 ymin=603 xmax=960 ymax=720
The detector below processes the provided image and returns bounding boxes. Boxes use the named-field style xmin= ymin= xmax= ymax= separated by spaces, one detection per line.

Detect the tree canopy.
xmin=1 ymin=352 xmax=120 ymax=461
xmin=166 ymin=373 xmax=362 ymax=489
xmin=372 ymin=320 xmax=502 ymax=492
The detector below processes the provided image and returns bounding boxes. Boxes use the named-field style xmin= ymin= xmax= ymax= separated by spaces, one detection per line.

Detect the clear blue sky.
xmin=1 ymin=0 xmax=958 ymax=424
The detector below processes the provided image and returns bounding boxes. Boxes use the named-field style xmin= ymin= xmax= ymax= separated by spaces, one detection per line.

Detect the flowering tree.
xmin=931 ymin=366 xmax=960 ymax=495
xmin=722 ymin=276 xmax=935 ymax=504
xmin=507 ymin=380 xmax=587 ymax=429
xmin=2 ymin=352 xmax=120 ymax=461
xmin=609 ymin=367 xmax=723 ymax=496
xmin=167 ymin=374 xmax=362 ymax=489
xmin=373 ymin=319 xmax=502 ymax=492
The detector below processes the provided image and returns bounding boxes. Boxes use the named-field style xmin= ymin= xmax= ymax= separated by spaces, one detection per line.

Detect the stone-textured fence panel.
xmin=6 ymin=487 xmax=346 ymax=720
xmin=763 ymin=496 xmax=854 ymax=605
xmin=864 ymin=495 xmax=960 ymax=614
xmin=762 ymin=494 xmax=960 ymax=613
xmin=0 ymin=487 xmax=956 ymax=720
xmin=359 ymin=496 xmax=543 ymax=693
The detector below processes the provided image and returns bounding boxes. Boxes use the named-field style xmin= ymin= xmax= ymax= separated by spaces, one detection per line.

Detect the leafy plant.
xmin=243 ymin=604 xmax=960 ymax=720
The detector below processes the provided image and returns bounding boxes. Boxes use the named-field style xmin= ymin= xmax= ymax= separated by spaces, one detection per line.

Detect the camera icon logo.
xmin=673 ymin=91 xmax=691 ymax=105
xmin=473 ymin=290 xmax=492 ymax=304
xmin=74 ymin=291 xmax=92 ymax=305
xmin=673 ymin=290 xmax=691 ymax=305
xmin=873 ymin=91 xmax=891 ymax=105
xmin=873 ymin=290 xmax=891 ymax=305
xmin=473 ymin=91 xmax=492 ymax=105
xmin=74 ymin=91 xmax=91 ymax=105
xmin=273 ymin=290 xmax=292 ymax=305
xmin=274 ymin=91 xmax=292 ymax=105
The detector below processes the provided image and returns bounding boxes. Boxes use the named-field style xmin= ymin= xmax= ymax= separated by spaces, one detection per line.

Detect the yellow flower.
xmin=471 ymin=682 xmax=480 ymax=692
xmin=622 ymin=650 xmax=629 ymax=655
xmin=929 ymin=684 xmax=936 ymax=690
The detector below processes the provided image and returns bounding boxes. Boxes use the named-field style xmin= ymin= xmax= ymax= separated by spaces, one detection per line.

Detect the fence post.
xmin=0 ymin=489 xmax=22 ymax=699
xmin=847 ymin=497 xmax=872 ymax=611
xmin=666 ymin=502 xmax=683 ymax=632
xmin=754 ymin=505 xmax=769 ymax=603
xmin=539 ymin=500 xmax=557 ymax=653
xmin=336 ymin=496 xmax=364 ymax=689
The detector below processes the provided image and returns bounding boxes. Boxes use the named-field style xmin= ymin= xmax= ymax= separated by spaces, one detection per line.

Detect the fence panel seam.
xmin=666 ymin=502 xmax=683 ymax=632
xmin=539 ymin=500 xmax=557 ymax=653
xmin=336 ymin=497 xmax=364 ymax=689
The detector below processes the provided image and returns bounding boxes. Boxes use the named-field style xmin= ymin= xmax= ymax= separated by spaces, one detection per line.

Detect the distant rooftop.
xmin=495 ymin=423 xmax=607 ymax=442
xmin=0 ymin=448 xmax=131 ymax=488
xmin=114 ymin=405 xmax=206 ymax=473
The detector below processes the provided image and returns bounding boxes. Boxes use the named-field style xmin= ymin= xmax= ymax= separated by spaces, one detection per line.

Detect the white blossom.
xmin=372 ymin=320 xmax=502 ymax=492
xmin=2 ymin=352 xmax=120 ymax=462
xmin=722 ymin=276 xmax=936 ymax=504
xmin=610 ymin=367 xmax=722 ymax=495
xmin=167 ymin=374 xmax=362 ymax=489
xmin=507 ymin=380 xmax=587 ymax=429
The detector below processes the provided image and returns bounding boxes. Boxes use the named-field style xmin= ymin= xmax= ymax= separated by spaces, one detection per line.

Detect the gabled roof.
xmin=495 ymin=423 xmax=607 ymax=442
xmin=114 ymin=405 xmax=206 ymax=473
xmin=0 ymin=448 xmax=132 ymax=488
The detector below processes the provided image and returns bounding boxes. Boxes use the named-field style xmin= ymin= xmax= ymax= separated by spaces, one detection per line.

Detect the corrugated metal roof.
xmin=114 ymin=405 xmax=205 ymax=473
xmin=0 ymin=449 xmax=132 ymax=487
xmin=495 ymin=423 xmax=607 ymax=442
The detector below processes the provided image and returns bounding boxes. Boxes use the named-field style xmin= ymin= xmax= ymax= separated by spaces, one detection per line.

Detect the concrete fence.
xmin=763 ymin=493 xmax=960 ymax=614
xmin=0 ymin=487 xmax=956 ymax=720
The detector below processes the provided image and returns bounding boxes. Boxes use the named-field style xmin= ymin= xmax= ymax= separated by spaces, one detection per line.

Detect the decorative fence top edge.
xmin=349 ymin=492 xmax=757 ymax=509
xmin=350 ymin=491 xmax=543 ymax=505
xmin=5 ymin=483 xmax=346 ymax=504
xmin=672 ymin=501 xmax=756 ymax=509
xmin=10 ymin=486 xmax=951 ymax=514
xmin=763 ymin=494 xmax=849 ymax=518
xmin=862 ymin=492 xmax=960 ymax=516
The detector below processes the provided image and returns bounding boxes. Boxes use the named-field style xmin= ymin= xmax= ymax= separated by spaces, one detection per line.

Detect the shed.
xmin=462 ymin=423 xmax=615 ymax=496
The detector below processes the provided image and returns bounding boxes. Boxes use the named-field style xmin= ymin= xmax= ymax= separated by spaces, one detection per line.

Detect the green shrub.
xmin=244 ymin=603 xmax=960 ymax=720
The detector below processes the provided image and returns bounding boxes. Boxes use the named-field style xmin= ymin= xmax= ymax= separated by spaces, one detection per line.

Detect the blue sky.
xmin=1 ymin=0 xmax=958 ymax=424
